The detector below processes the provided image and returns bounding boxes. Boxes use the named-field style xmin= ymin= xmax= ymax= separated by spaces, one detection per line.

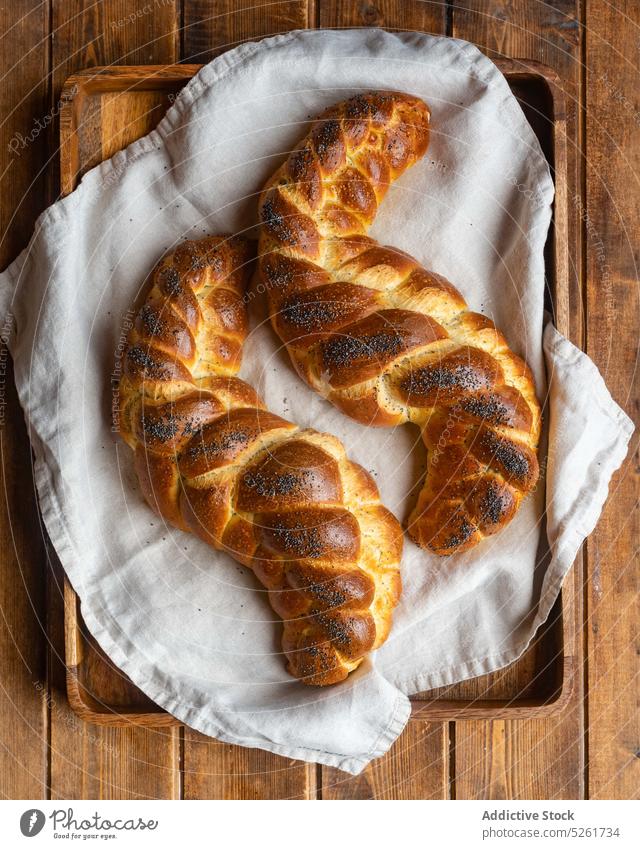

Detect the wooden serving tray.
xmin=60 ymin=60 xmax=579 ymax=726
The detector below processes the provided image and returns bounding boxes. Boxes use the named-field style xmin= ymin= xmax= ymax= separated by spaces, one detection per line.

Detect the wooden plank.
xmin=451 ymin=0 xmax=585 ymax=800
xmin=451 ymin=0 xmax=583 ymax=347
xmin=321 ymin=723 xmax=448 ymax=799
xmin=52 ymin=0 xmax=179 ymax=70
xmin=182 ymin=1 xmax=312 ymax=63
xmin=47 ymin=0 xmax=181 ymax=800
xmin=50 ymin=576 xmax=179 ymax=799
xmin=318 ymin=0 xmax=446 ymax=30
xmin=455 ymin=506 xmax=582 ymax=799
xmin=183 ymin=733 xmax=316 ymax=799
xmin=0 ymin=0 xmax=50 ymax=800
xmin=453 ymin=708 xmax=583 ymax=799
xmin=50 ymin=727 xmax=178 ymax=799
xmin=584 ymin=0 xmax=640 ymax=801
xmin=315 ymin=0 xmax=449 ymax=801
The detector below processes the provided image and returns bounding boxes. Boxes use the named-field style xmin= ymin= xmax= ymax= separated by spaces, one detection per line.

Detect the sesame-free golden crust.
xmin=258 ymin=91 xmax=542 ymax=555
xmin=117 ymin=234 xmax=402 ymax=686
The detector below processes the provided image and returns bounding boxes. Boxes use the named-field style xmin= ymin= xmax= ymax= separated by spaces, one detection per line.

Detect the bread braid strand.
xmin=117 ymin=235 xmax=402 ymax=685
xmin=258 ymin=91 xmax=541 ymax=555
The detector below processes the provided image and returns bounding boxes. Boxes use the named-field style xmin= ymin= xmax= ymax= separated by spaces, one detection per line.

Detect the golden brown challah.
xmin=116 ymin=235 xmax=402 ymax=685
xmin=258 ymin=91 xmax=541 ymax=555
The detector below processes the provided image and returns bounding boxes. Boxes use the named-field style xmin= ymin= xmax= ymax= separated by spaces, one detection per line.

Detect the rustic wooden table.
xmin=0 ymin=1 xmax=637 ymax=800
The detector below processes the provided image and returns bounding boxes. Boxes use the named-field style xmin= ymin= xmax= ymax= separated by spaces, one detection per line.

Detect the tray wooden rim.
xmin=59 ymin=59 xmax=578 ymax=727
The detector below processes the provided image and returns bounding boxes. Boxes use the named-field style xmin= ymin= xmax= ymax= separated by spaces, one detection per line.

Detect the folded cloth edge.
xmin=386 ymin=319 xmax=634 ymax=696
xmin=28 ymin=435 xmax=412 ymax=775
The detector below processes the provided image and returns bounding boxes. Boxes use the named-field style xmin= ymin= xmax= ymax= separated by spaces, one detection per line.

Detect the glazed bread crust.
xmin=258 ymin=91 xmax=542 ymax=555
xmin=117 ymin=235 xmax=402 ymax=685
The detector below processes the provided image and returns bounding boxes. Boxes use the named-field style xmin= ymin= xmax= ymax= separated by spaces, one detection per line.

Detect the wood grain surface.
xmin=450 ymin=0 xmax=586 ymax=800
xmin=0 ymin=0 xmax=50 ymax=800
xmin=0 ymin=0 xmax=637 ymax=801
xmin=320 ymin=723 xmax=449 ymax=799
xmin=583 ymin=0 xmax=640 ymax=801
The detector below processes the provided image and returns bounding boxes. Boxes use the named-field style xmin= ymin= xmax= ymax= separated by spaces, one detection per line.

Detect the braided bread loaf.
xmin=258 ymin=91 xmax=541 ymax=555
xmin=116 ymin=235 xmax=402 ymax=685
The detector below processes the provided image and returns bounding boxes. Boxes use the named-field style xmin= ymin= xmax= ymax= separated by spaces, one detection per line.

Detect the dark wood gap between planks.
xmin=448 ymin=721 xmax=456 ymax=799
xmin=578 ymin=0 xmax=590 ymax=801
xmin=578 ymin=0 xmax=591 ymax=799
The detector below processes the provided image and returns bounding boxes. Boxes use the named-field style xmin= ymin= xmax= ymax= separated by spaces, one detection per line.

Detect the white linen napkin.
xmin=0 ymin=29 xmax=632 ymax=774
